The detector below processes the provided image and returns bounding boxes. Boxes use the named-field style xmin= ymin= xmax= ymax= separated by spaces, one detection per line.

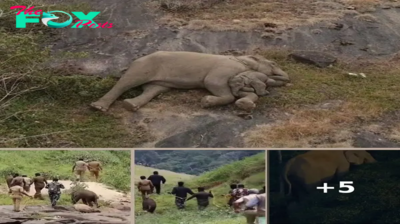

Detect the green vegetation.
xmin=134 ymin=152 xmax=265 ymax=224
xmin=135 ymin=150 xmax=263 ymax=175
xmin=0 ymin=150 xmax=131 ymax=191
xmin=2 ymin=0 xmax=399 ymax=149
xmin=0 ymin=0 xmax=141 ymax=148
xmin=269 ymin=150 xmax=400 ymax=224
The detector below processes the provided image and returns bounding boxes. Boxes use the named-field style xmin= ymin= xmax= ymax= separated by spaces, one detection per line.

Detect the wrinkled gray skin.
xmin=71 ymin=189 xmax=99 ymax=207
xmin=228 ymin=70 xmax=290 ymax=112
xmin=282 ymin=150 xmax=376 ymax=201
xmin=228 ymin=71 xmax=271 ymax=112
xmin=90 ymin=51 xmax=290 ymax=112
xmin=229 ymin=71 xmax=280 ymax=97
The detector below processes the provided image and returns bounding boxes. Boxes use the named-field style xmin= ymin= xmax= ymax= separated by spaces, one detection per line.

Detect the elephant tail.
xmin=283 ymin=158 xmax=294 ymax=197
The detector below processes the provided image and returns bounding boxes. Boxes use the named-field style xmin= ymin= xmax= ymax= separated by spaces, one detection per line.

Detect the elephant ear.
xmin=344 ymin=151 xmax=363 ymax=165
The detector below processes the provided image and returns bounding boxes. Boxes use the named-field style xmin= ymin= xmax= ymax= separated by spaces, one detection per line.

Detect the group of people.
xmin=137 ymin=170 xmax=266 ymax=223
xmin=4 ymin=158 xmax=103 ymax=212
xmin=228 ymin=184 xmax=266 ymax=224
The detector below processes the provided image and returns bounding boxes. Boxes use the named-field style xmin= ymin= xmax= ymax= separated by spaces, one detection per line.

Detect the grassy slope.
xmin=1 ymin=0 xmax=400 ymax=148
xmin=134 ymin=152 xmax=265 ymax=224
xmin=0 ymin=150 xmax=131 ymax=206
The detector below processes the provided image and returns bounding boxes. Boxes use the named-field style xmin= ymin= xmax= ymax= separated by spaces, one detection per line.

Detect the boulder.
xmin=289 ymin=51 xmax=337 ymax=68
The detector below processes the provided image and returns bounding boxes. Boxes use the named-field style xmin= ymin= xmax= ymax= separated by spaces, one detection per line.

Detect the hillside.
xmin=135 ymin=150 xmax=263 ymax=175
xmin=134 ymin=152 xmax=265 ymax=224
xmin=0 ymin=150 xmax=131 ymax=223
xmin=1 ymin=0 xmax=400 ymax=148
xmin=269 ymin=150 xmax=400 ymax=224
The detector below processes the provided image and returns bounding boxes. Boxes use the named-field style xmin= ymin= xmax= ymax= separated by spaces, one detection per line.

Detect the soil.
xmin=45 ymin=0 xmax=400 ymax=148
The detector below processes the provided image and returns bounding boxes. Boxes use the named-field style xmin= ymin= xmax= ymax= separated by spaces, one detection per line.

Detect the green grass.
xmin=0 ymin=150 xmax=131 ymax=192
xmin=134 ymin=152 xmax=265 ymax=224
xmin=2 ymin=1 xmax=400 ymax=148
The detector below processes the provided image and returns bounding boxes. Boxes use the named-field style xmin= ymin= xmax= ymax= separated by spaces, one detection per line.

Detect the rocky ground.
xmin=0 ymin=205 xmax=130 ymax=224
xmin=0 ymin=181 xmax=131 ymax=224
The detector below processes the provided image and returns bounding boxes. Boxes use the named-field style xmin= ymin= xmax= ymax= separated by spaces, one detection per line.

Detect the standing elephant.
xmin=71 ymin=189 xmax=99 ymax=208
xmin=282 ymin=150 xmax=376 ymax=201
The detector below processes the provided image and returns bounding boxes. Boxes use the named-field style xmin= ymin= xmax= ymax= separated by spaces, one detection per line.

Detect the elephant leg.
xmin=202 ymin=75 xmax=236 ymax=108
xmin=82 ymin=198 xmax=88 ymax=205
xmin=235 ymin=92 xmax=259 ymax=112
xmin=122 ymin=84 xmax=170 ymax=112
xmin=90 ymin=72 xmax=148 ymax=112
xmin=266 ymin=79 xmax=287 ymax=87
xmin=93 ymin=198 xmax=99 ymax=208
xmin=88 ymin=201 xmax=94 ymax=207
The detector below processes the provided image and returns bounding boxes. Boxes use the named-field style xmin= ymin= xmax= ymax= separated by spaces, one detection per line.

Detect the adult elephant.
xmin=282 ymin=150 xmax=376 ymax=201
xmin=90 ymin=51 xmax=290 ymax=112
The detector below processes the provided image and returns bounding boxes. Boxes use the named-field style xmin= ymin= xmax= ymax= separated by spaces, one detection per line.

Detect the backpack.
xmin=48 ymin=182 xmax=59 ymax=194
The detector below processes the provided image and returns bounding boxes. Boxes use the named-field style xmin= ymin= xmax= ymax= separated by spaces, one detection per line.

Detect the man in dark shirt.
xmin=171 ymin=181 xmax=194 ymax=209
xmin=259 ymin=185 xmax=265 ymax=194
xmin=186 ymin=187 xmax=214 ymax=210
xmin=147 ymin=171 xmax=166 ymax=195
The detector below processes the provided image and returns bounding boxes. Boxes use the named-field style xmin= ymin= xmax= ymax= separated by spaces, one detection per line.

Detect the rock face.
xmin=288 ymin=50 xmax=337 ymax=68
xmin=352 ymin=131 xmax=400 ymax=148
xmin=0 ymin=205 xmax=130 ymax=224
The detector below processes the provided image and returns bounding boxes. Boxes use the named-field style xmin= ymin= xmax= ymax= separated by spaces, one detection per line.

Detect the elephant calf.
xmin=71 ymin=189 xmax=99 ymax=208
xmin=282 ymin=150 xmax=377 ymax=201
xmin=142 ymin=196 xmax=156 ymax=213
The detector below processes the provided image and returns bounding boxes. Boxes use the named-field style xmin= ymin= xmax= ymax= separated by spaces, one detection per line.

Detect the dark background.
xmin=269 ymin=150 xmax=400 ymax=224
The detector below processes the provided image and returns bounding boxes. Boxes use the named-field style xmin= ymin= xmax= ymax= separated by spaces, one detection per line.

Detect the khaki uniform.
xmin=88 ymin=161 xmax=102 ymax=181
xmin=138 ymin=180 xmax=153 ymax=200
xmin=9 ymin=185 xmax=29 ymax=212
xmin=32 ymin=176 xmax=47 ymax=199
xmin=10 ymin=176 xmax=25 ymax=187
xmin=74 ymin=161 xmax=88 ymax=181
xmin=6 ymin=175 xmax=13 ymax=188
xmin=23 ymin=177 xmax=32 ymax=192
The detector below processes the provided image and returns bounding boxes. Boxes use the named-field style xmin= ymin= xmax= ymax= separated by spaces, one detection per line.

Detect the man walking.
xmin=32 ymin=173 xmax=48 ymax=200
xmin=72 ymin=158 xmax=88 ymax=182
xmin=9 ymin=185 xmax=32 ymax=212
xmin=170 ymin=181 xmax=194 ymax=209
xmin=21 ymin=175 xmax=32 ymax=193
xmin=147 ymin=171 xmax=166 ymax=194
xmin=88 ymin=160 xmax=103 ymax=182
xmin=46 ymin=178 xmax=65 ymax=207
xmin=138 ymin=176 xmax=154 ymax=200
xmin=186 ymin=187 xmax=214 ymax=210
xmin=10 ymin=173 xmax=26 ymax=187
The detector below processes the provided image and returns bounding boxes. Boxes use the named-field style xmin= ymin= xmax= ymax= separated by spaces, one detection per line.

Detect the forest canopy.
xmin=134 ymin=150 xmax=263 ymax=175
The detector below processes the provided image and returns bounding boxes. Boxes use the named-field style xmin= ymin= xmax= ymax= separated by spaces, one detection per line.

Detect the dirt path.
xmin=28 ymin=180 xmax=128 ymax=202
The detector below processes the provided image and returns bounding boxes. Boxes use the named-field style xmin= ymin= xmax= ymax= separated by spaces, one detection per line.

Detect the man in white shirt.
xmin=234 ymin=193 xmax=266 ymax=224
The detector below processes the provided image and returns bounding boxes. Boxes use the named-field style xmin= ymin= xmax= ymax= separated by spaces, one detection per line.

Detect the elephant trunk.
xmin=270 ymin=67 xmax=290 ymax=83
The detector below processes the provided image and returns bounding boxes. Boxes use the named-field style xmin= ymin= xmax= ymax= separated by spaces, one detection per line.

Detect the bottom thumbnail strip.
xmin=0 ymin=149 xmax=132 ymax=224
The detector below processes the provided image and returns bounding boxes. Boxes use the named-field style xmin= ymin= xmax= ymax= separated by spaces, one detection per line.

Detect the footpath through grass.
xmin=134 ymin=152 xmax=265 ymax=224
xmin=0 ymin=150 xmax=131 ymax=192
